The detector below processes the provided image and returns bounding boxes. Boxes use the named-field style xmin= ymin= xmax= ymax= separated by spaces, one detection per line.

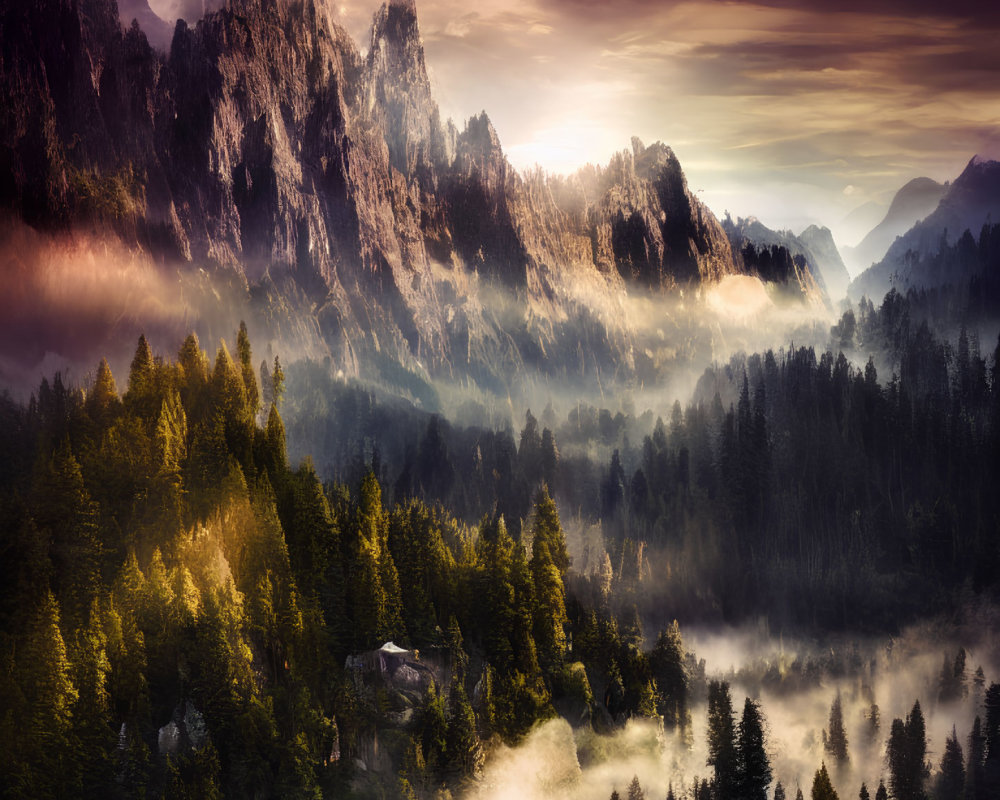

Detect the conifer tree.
xmin=347 ymin=473 xmax=404 ymax=648
xmin=519 ymin=409 xmax=543 ymax=487
xmin=271 ymin=356 xmax=285 ymax=408
xmin=966 ymin=716 xmax=986 ymax=800
xmin=707 ymin=680 xmax=738 ymax=799
xmin=985 ymin=683 xmax=1000 ymax=797
xmin=530 ymin=528 xmax=568 ymax=672
xmin=865 ymin=703 xmax=881 ymax=745
xmin=70 ymin=601 xmax=115 ymax=796
xmin=824 ymin=691 xmax=849 ymax=765
xmin=811 ymin=763 xmax=839 ymax=800
xmin=858 ymin=784 xmax=869 ymax=800
xmin=626 ymin=774 xmax=645 ymax=800
xmin=165 ymin=741 xmax=223 ymax=800
xmin=541 ymin=427 xmax=559 ymax=492
xmin=259 ymin=359 xmax=274 ymax=409
xmin=124 ymin=334 xmax=156 ymax=418
xmin=887 ymin=701 xmax=927 ymax=800
xmin=86 ymin=357 xmax=120 ymax=425
xmin=420 ymin=683 xmax=448 ymax=777
xmin=936 ymin=726 xmax=965 ymax=800
xmin=477 ymin=514 xmax=519 ymax=672
xmin=737 ymin=697 xmax=771 ymax=800
xmin=530 ymin=486 xmax=570 ymax=575
xmin=262 ymin=403 xmax=287 ymax=477
xmin=209 ymin=340 xmax=254 ymax=476
xmin=178 ymin=333 xmax=209 ymax=414
xmin=446 ymin=678 xmax=482 ymax=777
xmin=152 ymin=388 xmax=188 ymax=535
xmin=20 ymin=592 xmax=79 ymax=799
xmin=236 ymin=321 xmax=260 ymax=416
xmin=875 ymin=781 xmax=888 ymax=800
xmin=650 ymin=621 xmax=688 ymax=731
xmin=33 ymin=440 xmax=101 ymax=622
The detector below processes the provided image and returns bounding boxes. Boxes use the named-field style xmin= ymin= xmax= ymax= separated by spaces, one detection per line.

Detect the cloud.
xmin=346 ymin=0 xmax=998 ymax=240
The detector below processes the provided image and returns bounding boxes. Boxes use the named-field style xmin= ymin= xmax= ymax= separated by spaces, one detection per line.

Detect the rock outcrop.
xmin=798 ymin=224 xmax=850 ymax=302
xmin=0 ymin=0 xmax=816 ymax=394
xmin=721 ymin=216 xmax=829 ymax=306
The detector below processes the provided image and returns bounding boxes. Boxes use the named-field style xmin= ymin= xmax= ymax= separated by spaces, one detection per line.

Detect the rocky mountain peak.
xmin=953 ymin=153 xmax=1000 ymax=194
xmin=631 ymin=138 xmax=681 ymax=181
xmin=0 ymin=0 xmax=820 ymax=394
xmin=457 ymin=112 xmax=503 ymax=163
xmin=365 ymin=0 xmax=440 ymax=175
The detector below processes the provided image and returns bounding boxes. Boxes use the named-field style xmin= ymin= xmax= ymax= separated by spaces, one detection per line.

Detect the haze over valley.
xmin=2 ymin=1 xmax=1000 ymax=799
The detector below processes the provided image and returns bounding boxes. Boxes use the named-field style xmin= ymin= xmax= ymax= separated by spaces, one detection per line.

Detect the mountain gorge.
xmin=0 ymin=0 xmax=820 ymax=397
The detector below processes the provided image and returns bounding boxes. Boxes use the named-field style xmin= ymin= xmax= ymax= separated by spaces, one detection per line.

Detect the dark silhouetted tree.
xmin=736 ymin=696 xmax=771 ymax=800
xmin=707 ymin=680 xmax=738 ymax=799
xmin=935 ymin=726 xmax=965 ymax=800
xmin=824 ymin=691 xmax=849 ymax=765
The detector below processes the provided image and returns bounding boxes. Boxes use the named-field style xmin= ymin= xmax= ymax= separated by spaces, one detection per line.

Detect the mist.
xmin=466 ymin=616 xmax=1000 ymax=800
xmin=0 ymin=216 xmax=333 ymax=402
xmin=421 ymin=271 xmax=835 ymax=440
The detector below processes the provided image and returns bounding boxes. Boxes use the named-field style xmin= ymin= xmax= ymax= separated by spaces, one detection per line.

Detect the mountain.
xmin=720 ymin=216 xmax=829 ymax=305
xmin=0 ymin=0 xmax=811 ymax=397
xmin=842 ymin=177 xmax=947 ymax=276
xmin=117 ymin=0 xmax=174 ymax=50
xmin=849 ymin=157 xmax=1000 ymax=300
xmin=797 ymin=224 xmax=851 ymax=302
xmin=839 ymin=200 xmax=886 ymax=251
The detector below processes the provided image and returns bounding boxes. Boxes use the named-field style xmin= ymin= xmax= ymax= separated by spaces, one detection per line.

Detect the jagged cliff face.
xmin=554 ymin=138 xmax=736 ymax=289
xmin=0 ymin=0 xmax=806 ymax=395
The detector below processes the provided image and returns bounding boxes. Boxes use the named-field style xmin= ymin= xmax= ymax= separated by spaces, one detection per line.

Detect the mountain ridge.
xmin=842 ymin=176 xmax=947 ymax=277
xmin=0 ymin=0 xmax=824 ymax=396
xmin=849 ymin=156 xmax=1000 ymax=300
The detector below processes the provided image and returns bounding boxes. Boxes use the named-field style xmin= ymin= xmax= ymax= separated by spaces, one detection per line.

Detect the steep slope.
xmin=850 ymin=157 xmax=1000 ymax=300
xmin=721 ymin=216 xmax=829 ymax=306
xmin=798 ymin=224 xmax=851 ymax=301
xmin=839 ymin=200 xmax=885 ymax=251
xmin=551 ymin=137 xmax=736 ymax=289
xmin=0 ymin=0 xmax=811 ymax=398
xmin=842 ymin=177 xmax=946 ymax=275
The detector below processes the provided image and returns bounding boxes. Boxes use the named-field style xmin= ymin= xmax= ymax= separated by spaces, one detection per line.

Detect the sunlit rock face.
xmin=0 ymin=0 xmax=817 ymax=391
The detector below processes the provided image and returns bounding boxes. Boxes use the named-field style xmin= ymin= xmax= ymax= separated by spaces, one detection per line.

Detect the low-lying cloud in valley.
xmin=468 ymin=617 xmax=1000 ymax=800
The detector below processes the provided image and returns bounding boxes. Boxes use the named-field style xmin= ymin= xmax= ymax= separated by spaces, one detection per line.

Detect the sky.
xmin=152 ymin=0 xmax=1000 ymax=249
xmin=338 ymin=0 xmax=1000 ymax=248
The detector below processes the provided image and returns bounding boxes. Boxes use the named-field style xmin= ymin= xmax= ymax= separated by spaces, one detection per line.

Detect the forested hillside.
xmin=0 ymin=324 xmax=701 ymax=798
xmin=2 ymin=270 xmax=999 ymax=797
xmin=1 ymin=221 xmax=999 ymax=799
